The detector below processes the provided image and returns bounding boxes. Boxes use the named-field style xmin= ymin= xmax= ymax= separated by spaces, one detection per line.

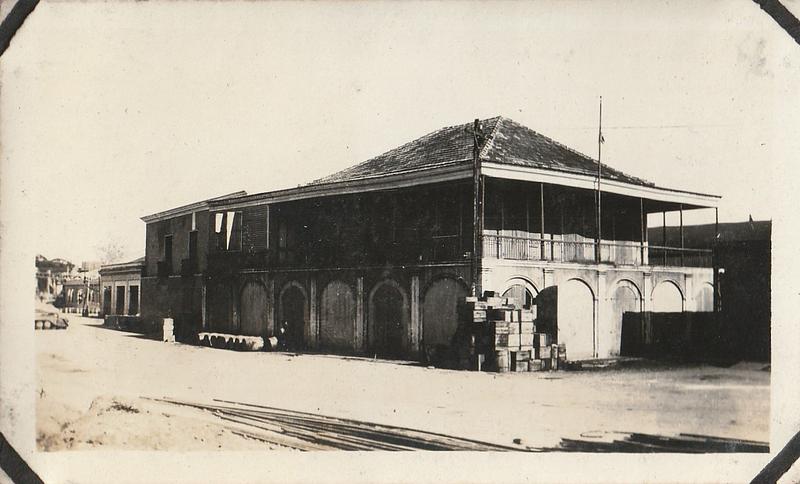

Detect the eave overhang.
xmin=141 ymin=191 xmax=247 ymax=223
xmin=210 ymin=160 xmax=719 ymax=212
xmin=481 ymin=162 xmax=720 ymax=209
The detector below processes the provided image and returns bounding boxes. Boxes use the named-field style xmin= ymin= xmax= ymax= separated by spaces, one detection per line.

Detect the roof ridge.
xmin=311 ymin=121 xmax=463 ymax=185
xmin=500 ymin=117 xmax=654 ymax=186
xmin=313 ymin=116 xmax=501 ymax=185
xmin=479 ymin=116 xmax=503 ymax=159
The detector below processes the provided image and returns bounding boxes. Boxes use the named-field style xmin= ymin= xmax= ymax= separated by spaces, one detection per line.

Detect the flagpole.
xmin=596 ymin=96 xmax=603 ymax=263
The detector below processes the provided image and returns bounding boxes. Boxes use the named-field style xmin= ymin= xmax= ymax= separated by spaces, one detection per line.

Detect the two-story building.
xmin=140 ymin=192 xmax=247 ymax=335
xmin=140 ymin=116 xmax=718 ymax=361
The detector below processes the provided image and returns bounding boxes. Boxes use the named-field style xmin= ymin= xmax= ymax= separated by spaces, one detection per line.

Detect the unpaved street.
xmin=37 ymin=316 xmax=769 ymax=451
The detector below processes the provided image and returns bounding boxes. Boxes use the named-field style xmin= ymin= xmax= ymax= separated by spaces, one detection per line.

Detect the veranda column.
xmin=309 ymin=277 xmax=318 ymax=350
xmin=596 ymin=269 xmax=608 ymax=359
xmin=355 ymin=276 xmax=365 ymax=352
xmin=410 ymin=275 xmax=421 ymax=355
xmin=124 ymin=281 xmax=130 ymax=315
xmin=642 ymin=272 xmax=652 ymax=345
xmin=201 ymin=280 xmax=207 ymax=330
xmin=265 ymin=277 xmax=275 ymax=336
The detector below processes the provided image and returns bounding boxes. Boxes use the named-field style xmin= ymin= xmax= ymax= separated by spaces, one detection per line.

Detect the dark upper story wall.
xmin=144 ymin=210 xmax=211 ymax=276
xmin=647 ymin=220 xmax=770 ymax=249
xmin=484 ymin=178 xmax=644 ymax=242
xmin=276 ymin=180 xmax=473 ymax=267
xmin=207 ymin=180 xmax=474 ymax=270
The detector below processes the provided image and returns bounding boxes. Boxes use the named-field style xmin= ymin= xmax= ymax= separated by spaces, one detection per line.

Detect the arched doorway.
xmin=240 ymin=281 xmax=268 ymax=336
xmin=369 ymin=282 xmax=407 ymax=358
xmin=502 ymin=282 xmax=536 ymax=307
xmin=320 ymin=280 xmax=356 ymax=352
xmin=557 ymin=279 xmax=595 ymax=360
xmin=607 ymin=283 xmax=641 ymax=357
xmin=422 ymin=278 xmax=468 ymax=349
xmin=279 ymin=284 xmax=307 ymax=350
xmin=652 ymin=281 xmax=683 ymax=312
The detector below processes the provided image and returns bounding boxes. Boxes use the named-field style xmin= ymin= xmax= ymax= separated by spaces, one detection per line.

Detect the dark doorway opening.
xmin=128 ymin=286 xmax=139 ymax=315
xmin=280 ymin=286 xmax=306 ymax=351
xmin=103 ymin=287 xmax=112 ymax=315
xmin=371 ymin=284 xmax=405 ymax=358
xmin=115 ymin=286 xmax=125 ymax=315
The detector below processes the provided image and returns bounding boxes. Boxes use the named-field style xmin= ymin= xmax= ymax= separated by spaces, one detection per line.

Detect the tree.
xmin=96 ymin=241 xmax=126 ymax=265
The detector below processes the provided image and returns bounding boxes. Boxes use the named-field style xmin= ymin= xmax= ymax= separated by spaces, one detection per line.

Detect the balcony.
xmin=482 ymin=234 xmax=712 ymax=268
xmin=207 ymin=250 xmax=272 ymax=276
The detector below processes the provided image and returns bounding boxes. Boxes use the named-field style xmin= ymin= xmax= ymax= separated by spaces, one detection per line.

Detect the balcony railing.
xmin=482 ymin=234 xmax=712 ymax=268
xmin=648 ymin=246 xmax=713 ymax=268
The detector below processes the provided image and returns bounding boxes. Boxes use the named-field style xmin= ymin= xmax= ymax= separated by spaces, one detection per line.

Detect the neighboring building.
xmin=650 ymin=220 xmax=771 ymax=361
xmin=99 ymin=257 xmax=145 ymax=318
xmin=140 ymin=116 xmax=719 ymax=361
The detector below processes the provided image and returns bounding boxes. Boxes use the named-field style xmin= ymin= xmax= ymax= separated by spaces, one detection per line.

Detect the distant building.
xmin=99 ymin=257 xmax=145 ymax=318
xmin=35 ymin=255 xmax=74 ymax=300
xmin=60 ymin=277 xmax=100 ymax=315
xmin=139 ymin=117 xmax=718 ymax=361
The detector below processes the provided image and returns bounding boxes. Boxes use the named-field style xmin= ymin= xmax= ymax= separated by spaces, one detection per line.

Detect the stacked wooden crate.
xmin=458 ymin=291 xmax=562 ymax=373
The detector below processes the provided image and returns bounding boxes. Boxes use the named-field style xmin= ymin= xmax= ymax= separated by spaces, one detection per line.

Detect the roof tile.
xmin=311 ymin=116 xmax=653 ymax=187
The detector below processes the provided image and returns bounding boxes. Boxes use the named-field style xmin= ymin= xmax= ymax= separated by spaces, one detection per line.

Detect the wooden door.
xmin=240 ymin=281 xmax=268 ymax=336
xmin=320 ymin=280 xmax=355 ymax=352
xmin=422 ymin=278 xmax=467 ymax=348
xmin=371 ymin=284 xmax=405 ymax=358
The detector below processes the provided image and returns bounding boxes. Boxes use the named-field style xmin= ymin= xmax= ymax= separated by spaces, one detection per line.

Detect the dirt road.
xmin=36 ymin=316 xmax=770 ymax=451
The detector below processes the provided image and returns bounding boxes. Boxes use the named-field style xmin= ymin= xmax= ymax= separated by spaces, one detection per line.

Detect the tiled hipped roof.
xmin=312 ymin=116 xmax=654 ymax=187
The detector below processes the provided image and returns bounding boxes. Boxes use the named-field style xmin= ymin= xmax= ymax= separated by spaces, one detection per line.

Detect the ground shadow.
xmin=156 ymin=398 xmax=524 ymax=451
xmin=546 ymin=431 xmax=769 ymax=453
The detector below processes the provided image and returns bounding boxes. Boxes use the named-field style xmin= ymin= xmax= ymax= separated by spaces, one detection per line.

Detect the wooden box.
xmin=534 ymin=345 xmax=553 ymax=359
xmin=490 ymin=321 xmax=510 ymax=333
xmin=519 ymin=332 xmax=534 ymax=347
xmin=534 ymin=333 xmax=551 ymax=347
xmin=485 ymin=296 xmax=505 ymax=307
xmin=487 ymin=308 xmax=513 ymax=321
xmin=472 ymin=309 xmax=487 ymax=321
xmin=529 ymin=359 xmax=545 ymax=372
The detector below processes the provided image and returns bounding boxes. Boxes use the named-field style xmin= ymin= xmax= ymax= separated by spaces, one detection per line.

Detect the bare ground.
xmin=36 ymin=316 xmax=770 ymax=451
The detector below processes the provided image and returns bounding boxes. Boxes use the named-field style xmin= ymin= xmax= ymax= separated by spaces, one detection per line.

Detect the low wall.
xmin=621 ymin=311 xmax=737 ymax=361
xmin=103 ymin=315 xmax=152 ymax=334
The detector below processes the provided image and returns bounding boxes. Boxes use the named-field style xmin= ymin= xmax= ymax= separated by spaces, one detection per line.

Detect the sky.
xmin=1 ymin=0 xmax=798 ymax=264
